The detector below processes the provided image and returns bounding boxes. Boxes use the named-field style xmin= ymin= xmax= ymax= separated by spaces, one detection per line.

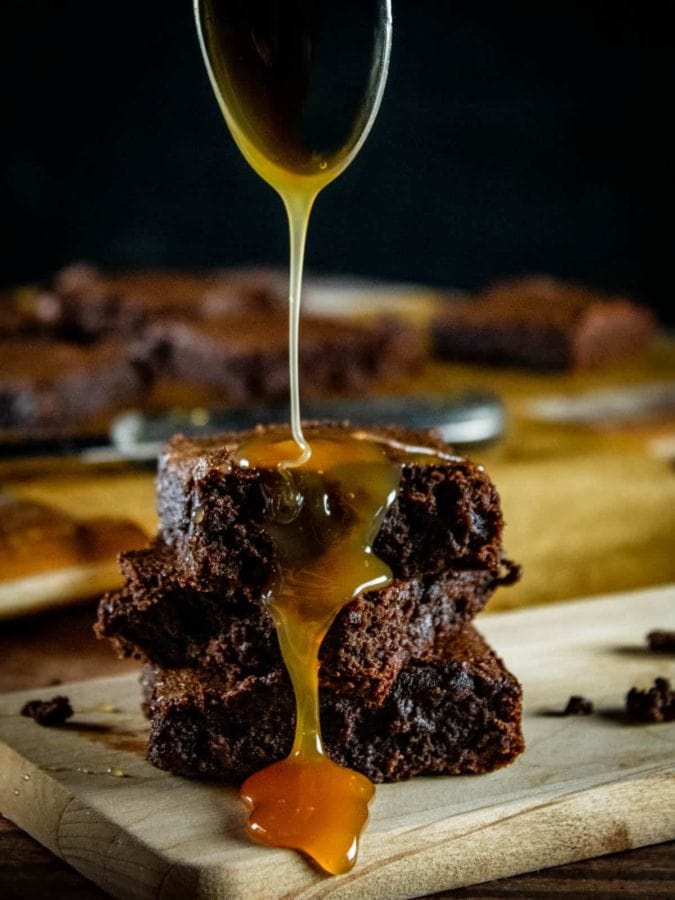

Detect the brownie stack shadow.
xmin=97 ymin=422 xmax=525 ymax=783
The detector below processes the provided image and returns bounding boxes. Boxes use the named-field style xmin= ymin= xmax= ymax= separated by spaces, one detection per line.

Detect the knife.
xmin=109 ymin=391 xmax=506 ymax=461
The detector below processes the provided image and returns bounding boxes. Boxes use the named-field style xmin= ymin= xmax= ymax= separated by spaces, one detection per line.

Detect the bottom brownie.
xmin=142 ymin=624 xmax=524 ymax=784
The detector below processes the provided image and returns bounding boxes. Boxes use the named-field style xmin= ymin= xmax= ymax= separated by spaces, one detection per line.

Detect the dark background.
xmin=2 ymin=1 xmax=674 ymax=321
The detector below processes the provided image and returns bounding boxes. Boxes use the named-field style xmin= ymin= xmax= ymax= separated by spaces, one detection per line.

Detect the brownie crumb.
xmin=563 ymin=695 xmax=594 ymax=715
xmin=625 ymin=678 xmax=675 ymax=723
xmin=20 ymin=695 xmax=73 ymax=727
xmin=647 ymin=630 xmax=675 ymax=653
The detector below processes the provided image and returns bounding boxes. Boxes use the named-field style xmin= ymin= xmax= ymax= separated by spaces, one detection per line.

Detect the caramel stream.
xmin=195 ymin=0 xmax=392 ymax=467
xmin=235 ymin=434 xmax=398 ymax=873
xmin=194 ymin=0 xmax=395 ymax=874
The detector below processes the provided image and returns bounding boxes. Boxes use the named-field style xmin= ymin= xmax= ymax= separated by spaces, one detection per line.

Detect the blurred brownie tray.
xmin=431 ymin=275 xmax=656 ymax=371
xmin=1 ymin=264 xmax=423 ymax=439
xmin=141 ymin=623 xmax=524 ymax=783
xmin=37 ymin=264 xmax=423 ymax=399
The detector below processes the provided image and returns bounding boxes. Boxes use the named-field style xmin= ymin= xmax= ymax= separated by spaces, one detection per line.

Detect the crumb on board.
xmin=647 ymin=630 xmax=675 ymax=653
xmin=563 ymin=695 xmax=594 ymax=715
xmin=20 ymin=695 xmax=73 ymax=727
xmin=625 ymin=678 xmax=675 ymax=723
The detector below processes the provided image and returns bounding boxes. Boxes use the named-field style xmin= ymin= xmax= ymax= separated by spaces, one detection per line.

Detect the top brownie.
xmin=156 ymin=422 xmax=505 ymax=590
xmin=431 ymin=275 xmax=656 ymax=371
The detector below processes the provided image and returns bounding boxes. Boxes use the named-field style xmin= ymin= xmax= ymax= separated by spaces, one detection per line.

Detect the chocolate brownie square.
xmin=431 ymin=276 xmax=656 ymax=371
xmin=155 ymin=423 xmax=506 ymax=590
xmin=141 ymin=624 xmax=524 ymax=783
xmin=35 ymin=264 xmax=286 ymax=340
xmin=97 ymin=540 xmax=517 ymax=703
xmin=138 ymin=312 xmax=420 ymax=405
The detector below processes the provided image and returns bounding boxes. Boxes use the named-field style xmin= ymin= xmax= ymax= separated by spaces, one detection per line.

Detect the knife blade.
xmin=110 ymin=391 xmax=505 ymax=461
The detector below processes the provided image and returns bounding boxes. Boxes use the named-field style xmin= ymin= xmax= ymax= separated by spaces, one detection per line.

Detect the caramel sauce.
xmin=236 ymin=431 xmax=399 ymax=873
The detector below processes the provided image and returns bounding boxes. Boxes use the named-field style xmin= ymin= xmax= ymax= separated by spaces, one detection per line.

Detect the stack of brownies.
xmin=97 ymin=422 xmax=525 ymax=783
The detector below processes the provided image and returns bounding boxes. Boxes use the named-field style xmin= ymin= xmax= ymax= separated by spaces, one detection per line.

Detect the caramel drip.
xmin=236 ymin=432 xmax=400 ymax=874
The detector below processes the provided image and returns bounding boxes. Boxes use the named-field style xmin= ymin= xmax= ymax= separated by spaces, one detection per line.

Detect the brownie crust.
xmin=142 ymin=624 xmax=524 ymax=783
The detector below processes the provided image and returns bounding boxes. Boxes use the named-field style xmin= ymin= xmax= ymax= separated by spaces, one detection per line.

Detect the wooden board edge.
xmin=1 ymin=741 xmax=673 ymax=899
xmin=130 ymin=766 xmax=675 ymax=900
xmin=0 ymin=743 xmax=199 ymax=900
xmin=0 ymin=739 xmax=73 ymax=859
xmin=314 ymin=767 xmax=675 ymax=900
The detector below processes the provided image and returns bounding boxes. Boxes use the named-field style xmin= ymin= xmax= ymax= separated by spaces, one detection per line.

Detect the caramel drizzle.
xmin=235 ymin=432 xmax=400 ymax=874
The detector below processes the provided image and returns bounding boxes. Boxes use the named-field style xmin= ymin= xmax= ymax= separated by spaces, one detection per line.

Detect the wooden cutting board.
xmin=1 ymin=585 xmax=674 ymax=899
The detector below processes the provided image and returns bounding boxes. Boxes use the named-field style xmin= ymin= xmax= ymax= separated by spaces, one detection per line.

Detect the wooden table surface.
xmin=2 ymin=341 xmax=675 ymax=897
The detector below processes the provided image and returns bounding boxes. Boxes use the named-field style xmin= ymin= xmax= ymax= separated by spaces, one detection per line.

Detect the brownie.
xmin=138 ymin=312 xmax=420 ymax=404
xmin=97 ymin=540 xmax=517 ymax=703
xmin=647 ymin=630 xmax=675 ymax=653
xmin=35 ymin=264 xmax=286 ymax=340
xmin=20 ymin=695 xmax=73 ymax=727
xmin=431 ymin=275 xmax=656 ymax=371
xmin=142 ymin=624 xmax=524 ymax=783
xmin=625 ymin=678 xmax=675 ymax=723
xmin=156 ymin=423 xmax=506 ymax=592
xmin=0 ymin=338 xmax=149 ymax=429
xmin=562 ymin=695 xmax=594 ymax=716
xmin=199 ymin=266 xmax=288 ymax=318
